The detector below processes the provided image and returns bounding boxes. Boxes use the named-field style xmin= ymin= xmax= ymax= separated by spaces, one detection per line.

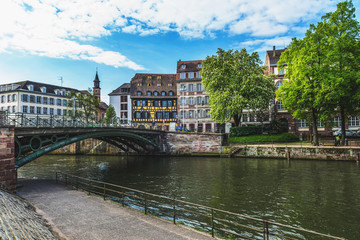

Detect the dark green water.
xmin=18 ymin=155 xmax=360 ymax=239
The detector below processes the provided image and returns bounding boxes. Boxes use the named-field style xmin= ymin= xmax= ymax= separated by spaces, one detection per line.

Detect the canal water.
xmin=18 ymin=155 xmax=360 ymax=239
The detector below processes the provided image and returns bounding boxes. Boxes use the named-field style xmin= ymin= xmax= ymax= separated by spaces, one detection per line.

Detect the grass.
xmin=229 ymin=133 xmax=299 ymax=144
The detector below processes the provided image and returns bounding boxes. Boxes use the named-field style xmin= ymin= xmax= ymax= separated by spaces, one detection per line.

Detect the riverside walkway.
xmin=17 ymin=179 xmax=214 ymax=240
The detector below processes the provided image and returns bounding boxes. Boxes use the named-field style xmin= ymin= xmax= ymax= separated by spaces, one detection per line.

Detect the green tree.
xmin=277 ymin=22 xmax=332 ymax=146
xmin=201 ymin=48 xmax=275 ymax=126
xmin=104 ymin=104 xmax=117 ymax=125
xmin=322 ymin=0 xmax=360 ymax=145
xmin=67 ymin=89 xmax=100 ymax=124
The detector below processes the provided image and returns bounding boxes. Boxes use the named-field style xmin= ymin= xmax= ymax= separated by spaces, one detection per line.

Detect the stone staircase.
xmin=0 ymin=190 xmax=57 ymax=240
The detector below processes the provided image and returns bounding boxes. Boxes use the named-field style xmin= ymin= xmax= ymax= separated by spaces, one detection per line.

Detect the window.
xmin=276 ymin=81 xmax=283 ymax=89
xmin=12 ymin=106 xmax=15 ymax=113
xmin=180 ymin=97 xmax=185 ymax=105
xmin=50 ymin=108 xmax=54 ymax=115
xmin=63 ymin=100 xmax=67 ymax=106
xmin=147 ymin=91 xmax=152 ymax=96
xmin=172 ymin=112 xmax=177 ymax=119
xmin=164 ymin=112 xmax=170 ymax=119
xmin=137 ymin=91 xmax=142 ymax=96
xmin=50 ymin=98 xmax=54 ymax=105
xmin=121 ymin=96 xmax=127 ymax=102
xmin=1 ymin=95 xmax=5 ymax=103
xmin=180 ymin=72 xmax=186 ymax=79
xmin=22 ymin=106 xmax=28 ymax=113
xmin=168 ymin=83 xmax=172 ymax=87
xmin=55 ymin=89 xmax=60 ymax=95
xmin=196 ymin=96 xmax=202 ymax=105
xmin=153 ymin=91 xmax=159 ymax=96
xmin=167 ymin=100 xmax=172 ymax=107
xmin=30 ymin=106 xmax=35 ymax=114
xmin=135 ymin=112 xmax=141 ymax=119
xmin=57 ymin=109 xmax=61 ymax=115
xmin=317 ymin=120 xmax=323 ymax=128
xmin=205 ymin=110 xmax=211 ymax=118
xmin=196 ymin=83 xmax=202 ymax=91
xmin=12 ymin=94 xmax=16 ymax=101
xmin=162 ymin=100 xmax=167 ymax=107
xmin=43 ymin=97 xmax=48 ymax=104
xmin=27 ymin=85 xmax=34 ymax=91
xmin=7 ymin=106 xmax=10 ymax=112
xmin=142 ymin=100 xmax=147 ymax=106
xmin=153 ymin=100 xmax=159 ymax=107
xmin=157 ymin=83 xmax=161 ymax=87
xmin=40 ymin=87 xmax=46 ymax=93
xmin=277 ymin=101 xmax=284 ymax=110
xmin=7 ymin=95 xmax=11 ymax=102
xmin=197 ymin=71 xmax=201 ymax=78
xmin=242 ymin=114 xmax=248 ymax=122
xmin=205 ymin=96 xmax=209 ymax=104
xmin=180 ymin=84 xmax=186 ymax=91
xmin=298 ymin=119 xmax=308 ymax=128
xmin=136 ymin=100 xmax=141 ymax=107
xmin=249 ymin=114 xmax=255 ymax=122
xmin=22 ymin=94 xmax=28 ymax=102
xmin=148 ymin=76 xmax=152 ymax=80
xmin=157 ymin=76 xmax=161 ymax=80
xmin=161 ymin=91 xmax=166 ymax=96
xmin=181 ymin=64 xmax=186 ymax=69
xmin=36 ymin=107 xmax=41 ymax=114
xmin=189 ymin=97 xmax=194 ymax=105
xmin=169 ymin=91 xmax=174 ymax=96
xmin=63 ymin=110 xmax=67 ymax=116
xmin=29 ymin=95 xmax=35 ymax=103
xmin=156 ymin=112 xmax=163 ymax=119
xmin=188 ymin=84 xmax=193 ymax=92
xmin=147 ymin=83 xmax=152 ymax=86
xmin=43 ymin=107 xmax=48 ymax=114
xmin=333 ymin=116 xmax=341 ymax=127
xmin=349 ymin=116 xmax=359 ymax=126
xmin=189 ymin=110 xmax=194 ymax=119
xmin=198 ymin=63 xmax=202 ymax=68
xmin=137 ymin=83 xmax=142 ymax=87
xmin=36 ymin=96 xmax=41 ymax=103
xmin=188 ymin=72 xmax=194 ymax=78
xmin=121 ymin=104 xmax=127 ymax=110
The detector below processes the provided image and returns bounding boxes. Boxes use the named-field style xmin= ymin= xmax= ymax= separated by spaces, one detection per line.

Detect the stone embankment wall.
xmin=166 ymin=132 xmax=225 ymax=155
xmin=0 ymin=127 xmax=16 ymax=192
xmin=52 ymin=132 xmax=226 ymax=155
xmin=234 ymin=145 xmax=360 ymax=161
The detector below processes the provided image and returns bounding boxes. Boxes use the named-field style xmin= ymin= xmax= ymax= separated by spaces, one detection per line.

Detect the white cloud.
xmin=0 ymin=0 xmax=338 ymax=68
xmin=236 ymin=36 xmax=293 ymax=54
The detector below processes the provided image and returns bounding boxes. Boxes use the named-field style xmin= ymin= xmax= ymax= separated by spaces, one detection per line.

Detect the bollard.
xmin=286 ymin=152 xmax=291 ymax=161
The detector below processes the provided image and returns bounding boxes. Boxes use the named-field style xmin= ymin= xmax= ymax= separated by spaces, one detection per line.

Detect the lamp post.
xmin=181 ymin=85 xmax=186 ymax=129
xmin=72 ymin=96 xmax=76 ymax=126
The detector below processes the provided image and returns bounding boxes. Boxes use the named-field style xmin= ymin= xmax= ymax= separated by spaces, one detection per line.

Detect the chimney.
xmin=273 ymin=46 xmax=276 ymax=57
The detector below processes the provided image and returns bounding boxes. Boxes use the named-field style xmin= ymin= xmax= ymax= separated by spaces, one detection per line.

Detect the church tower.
xmin=93 ymin=70 xmax=101 ymax=101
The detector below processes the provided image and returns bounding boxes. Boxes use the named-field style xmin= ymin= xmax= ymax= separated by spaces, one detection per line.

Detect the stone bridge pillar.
xmin=0 ymin=127 xmax=16 ymax=192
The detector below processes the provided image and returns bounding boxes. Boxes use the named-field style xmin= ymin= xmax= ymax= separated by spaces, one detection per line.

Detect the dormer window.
xmin=40 ymin=87 xmax=46 ymax=93
xmin=157 ymin=76 xmax=161 ymax=80
xmin=148 ymin=76 xmax=152 ymax=80
xmin=198 ymin=63 xmax=202 ymax=68
xmin=27 ymin=85 xmax=34 ymax=91
xmin=54 ymin=89 xmax=60 ymax=95
xmin=138 ymin=83 xmax=142 ymax=87
xmin=147 ymin=83 xmax=152 ymax=86
xmin=157 ymin=83 xmax=161 ymax=87
xmin=61 ymin=89 xmax=66 ymax=95
xmin=181 ymin=64 xmax=186 ymax=69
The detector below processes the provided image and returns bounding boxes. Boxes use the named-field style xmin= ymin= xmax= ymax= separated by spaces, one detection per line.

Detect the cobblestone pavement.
xmin=0 ymin=189 xmax=57 ymax=240
xmin=18 ymin=179 xmax=215 ymax=240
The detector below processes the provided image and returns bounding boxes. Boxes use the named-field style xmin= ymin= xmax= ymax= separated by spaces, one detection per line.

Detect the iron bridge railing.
xmin=55 ymin=172 xmax=345 ymax=240
xmin=0 ymin=112 xmax=163 ymax=130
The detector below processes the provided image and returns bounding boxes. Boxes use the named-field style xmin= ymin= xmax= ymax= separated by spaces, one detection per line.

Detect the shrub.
xmin=230 ymin=126 xmax=262 ymax=137
xmin=229 ymin=133 xmax=299 ymax=144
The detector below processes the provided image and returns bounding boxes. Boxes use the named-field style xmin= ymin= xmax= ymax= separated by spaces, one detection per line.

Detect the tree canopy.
xmin=104 ymin=104 xmax=117 ymax=125
xmin=67 ymin=89 xmax=100 ymax=124
xmin=277 ymin=0 xmax=360 ymax=145
xmin=201 ymin=48 xmax=275 ymax=126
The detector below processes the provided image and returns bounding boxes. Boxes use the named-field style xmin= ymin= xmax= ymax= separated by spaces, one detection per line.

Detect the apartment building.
xmin=109 ymin=83 xmax=132 ymax=121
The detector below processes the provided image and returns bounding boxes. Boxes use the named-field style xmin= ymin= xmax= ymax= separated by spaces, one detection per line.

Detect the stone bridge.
xmin=0 ymin=127 xmax=225 ymax=192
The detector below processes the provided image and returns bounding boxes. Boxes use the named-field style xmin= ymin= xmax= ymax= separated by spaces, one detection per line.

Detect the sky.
xmin=0 ymin=0 xmax=359 ymax=104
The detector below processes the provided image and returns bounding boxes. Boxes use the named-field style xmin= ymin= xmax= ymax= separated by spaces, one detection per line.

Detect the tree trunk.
xmin=340 ymin=106 xmax=346 ymax=146
xmin=233 ymin=114 xmax=241 ymax=127
xmin=311 ymin=109 xmax=319 ymax=146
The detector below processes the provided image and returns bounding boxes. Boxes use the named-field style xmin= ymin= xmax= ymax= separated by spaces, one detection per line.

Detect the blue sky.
xmin=0 ymin=0 xmax=359 ymax=104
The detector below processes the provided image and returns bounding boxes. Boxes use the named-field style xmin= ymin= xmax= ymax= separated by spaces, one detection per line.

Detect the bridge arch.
xmin=15 ymin=131 xmax=161 ymax=168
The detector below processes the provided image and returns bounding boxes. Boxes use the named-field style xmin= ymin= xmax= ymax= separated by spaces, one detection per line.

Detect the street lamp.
xmin=181 ymin=84 xmax=186 ymax=129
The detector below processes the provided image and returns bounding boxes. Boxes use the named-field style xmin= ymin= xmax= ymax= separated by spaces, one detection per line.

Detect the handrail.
xmin=55 ymin=172 xmax=345 ymax=240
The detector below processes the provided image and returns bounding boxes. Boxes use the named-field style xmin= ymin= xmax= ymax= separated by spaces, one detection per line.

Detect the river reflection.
xmin=18 ymin=155 xmax=360 ymax=239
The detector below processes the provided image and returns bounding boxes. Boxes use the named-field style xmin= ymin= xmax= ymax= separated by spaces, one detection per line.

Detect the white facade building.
xmin=108 ymin=83 xmax=132 ymax=121
xmin=0 ymin=81 xmax=78 ymax=123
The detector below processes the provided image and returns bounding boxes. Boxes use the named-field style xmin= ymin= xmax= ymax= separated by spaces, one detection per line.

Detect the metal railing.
xmin=0 ymin=112 xmax=163 ymax=130
xmin=55 ymin=172 xmax=345 ymax=240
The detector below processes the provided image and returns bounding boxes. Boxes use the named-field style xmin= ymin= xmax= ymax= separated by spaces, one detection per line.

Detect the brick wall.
xmin=0 ymin=127 xmax=16 ymax=192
